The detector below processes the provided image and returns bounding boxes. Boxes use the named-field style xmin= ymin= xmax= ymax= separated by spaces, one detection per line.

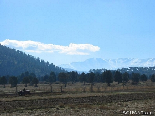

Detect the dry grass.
xmin=0 ymin=81 xmax=155 ymax=102
xmin=1 ymin=80 xmax=155 ymax=94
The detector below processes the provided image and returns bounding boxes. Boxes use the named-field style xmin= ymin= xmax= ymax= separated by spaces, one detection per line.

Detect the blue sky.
xmin=0 ymin=0 xmax=155 ymax=66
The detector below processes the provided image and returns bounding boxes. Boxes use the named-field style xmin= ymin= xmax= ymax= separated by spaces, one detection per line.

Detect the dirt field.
xmin=0 ymin=82 xmax=155 ymax=116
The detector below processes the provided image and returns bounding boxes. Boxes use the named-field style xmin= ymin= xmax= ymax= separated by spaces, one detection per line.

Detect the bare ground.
xmin=0 ymin=92 xmax=155 ymax=116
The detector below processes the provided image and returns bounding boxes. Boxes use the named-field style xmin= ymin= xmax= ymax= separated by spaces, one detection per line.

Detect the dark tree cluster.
xmin=0 ymin=76 xmax=7 ymax=88
xmin=9 ymin=76 xmax=18 ymax=87
xmin=151 ymin=74 xmax=155 ymax=82
xmin=0 ymin=75 xmax=18 ymax=88
xmin=0 ymin=72 xmax=39 ymax=87
xmin=19 ymin=71 xmax=39 ymax=87
xmin=57 ymin=70 xmax=127 ymax=86
xmin=57 ymin=70 xmax=155 ymax=86
xmin=41 ymin=71 xmax=56 ymax=84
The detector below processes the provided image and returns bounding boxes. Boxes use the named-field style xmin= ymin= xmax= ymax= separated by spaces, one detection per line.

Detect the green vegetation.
xmin=9 ymin=76 xmax=18 ymax=87
xmin=104 ymin=70 xmax=113 ymax=86
xmin=22 ymin=77 xmax=30 ymax=87
xmin=0 ymin=76 xmax=7 ymax=88
xmin=32 ymin=77 xmax=39 ymax=87
xmin=151 ymin=74 xmax=155 ymax=82
xmin=131 ymin=73 xmax=140 ymax=84
xmin=58 ymin=72 xmax=68 ymax=87
xmin=114 ymin=71 xmax=122 ymax=84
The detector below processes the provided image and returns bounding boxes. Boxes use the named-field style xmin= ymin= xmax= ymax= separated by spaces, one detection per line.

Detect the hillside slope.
xmin=0 ymin=44 xmax=65 ymax=76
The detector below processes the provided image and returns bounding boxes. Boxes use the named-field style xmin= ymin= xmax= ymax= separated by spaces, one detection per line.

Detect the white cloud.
xmin=0 ymin=39 xmax=100 ymax=55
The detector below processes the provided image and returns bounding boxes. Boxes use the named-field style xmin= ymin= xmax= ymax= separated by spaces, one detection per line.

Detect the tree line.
xmin=0 ymin=73 xmax=39 ymax=88
xmin=1 ymin=70 xmax=155 ymax=88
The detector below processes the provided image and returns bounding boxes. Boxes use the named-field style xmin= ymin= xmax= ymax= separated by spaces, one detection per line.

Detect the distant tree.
xmin=49 ymin=71 xmax=56 ymax=84
xmin=58 ymin=72 xmax=68 ymax=87
xmin=29 ymin=73 xmax=36 ymax=79
xmin=88 ymin=72 xmax=95 ymax=84
xmin=9 ymin=76 xmax=18 ymax=87
xmin=32 ymin=77 xmax=39 ymax=87
xmin=101 ymin=72 xmax=106 ymax=83
xmin=114 ymin=71 xmax=122 ymax=84
xmin=140 ymin=74 xmax=147 ymax=82
xmin=79 ymin=72 xmax=86 ymax=85
xmin=94 ymin=72 xmax=101 ymax=82
xmin=75 ymin=72 xmax=79 ymax=82
xmin=25 ymin=71 xmax=29 ymax=77
xmin=122 ymin=72 xmax=129 ymax=85
xmin=0 ymin=76 xmax=7 ymax=88
xmin=131 ymin=73 xmax=140 ymax=84
xmin=70 ymin=71 xmax=76 ymax=84
xmin=104 ymin=70 xmax=113 ymax=86
xmin=22 ymin=77 xmax=30 ymax=87
xmin=29 ymin=73 xmax=36 ymax=86
xmin=151 ymin=74 xmax=155 ymax=82
xmin=89 ymin=72 xmax=95 ymax=92
xmin=43 ymin=74 xmax=49 ymax=82
xmin=18 ymin=72 xmax=25 ymax=83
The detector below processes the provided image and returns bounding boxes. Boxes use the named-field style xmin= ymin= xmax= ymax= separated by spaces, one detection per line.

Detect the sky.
xmin=0 ymin=0 xmax=155 ymax=66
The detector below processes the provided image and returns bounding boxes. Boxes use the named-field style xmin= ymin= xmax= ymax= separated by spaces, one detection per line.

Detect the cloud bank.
xmin=0 ymin=39 xmax=100 ymax=55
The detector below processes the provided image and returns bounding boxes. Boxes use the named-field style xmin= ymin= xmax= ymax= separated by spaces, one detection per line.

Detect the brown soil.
xmin=0 ymin=92 xmax=155 ymax=116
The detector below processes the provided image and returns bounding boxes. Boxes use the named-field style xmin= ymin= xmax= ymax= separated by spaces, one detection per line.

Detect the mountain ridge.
xmin=59 ymin=58 xmax=155 ymax=72
xmin=0 ymin=44 xmax=65 ymax=76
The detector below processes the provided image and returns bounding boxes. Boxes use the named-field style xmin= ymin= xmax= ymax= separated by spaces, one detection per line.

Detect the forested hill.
xmin=0 ymin=44 xmax=65 ymax=77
